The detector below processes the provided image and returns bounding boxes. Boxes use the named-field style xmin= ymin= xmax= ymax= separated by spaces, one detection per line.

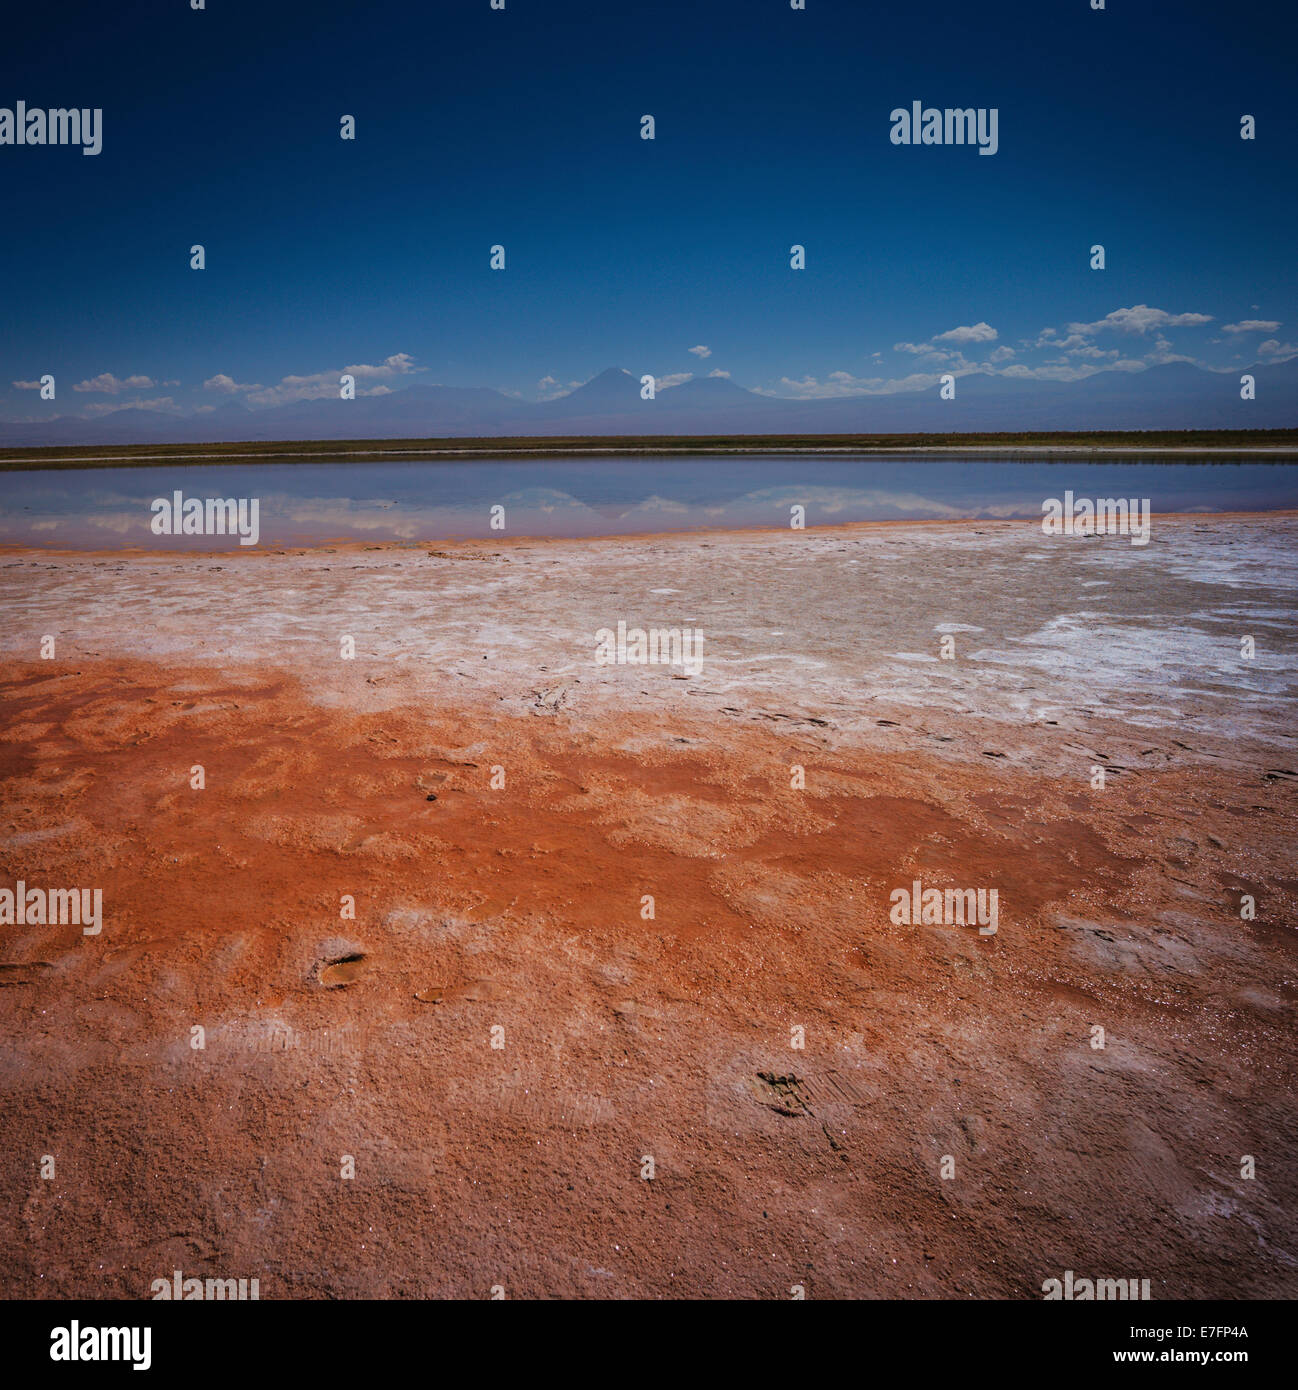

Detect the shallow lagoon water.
xmin=0 ymin=453 xmax=1295 ymax=549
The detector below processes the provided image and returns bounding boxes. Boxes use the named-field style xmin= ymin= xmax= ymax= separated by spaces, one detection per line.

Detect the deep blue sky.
xmin=2 ymin=0 xmax=1296 ymax=421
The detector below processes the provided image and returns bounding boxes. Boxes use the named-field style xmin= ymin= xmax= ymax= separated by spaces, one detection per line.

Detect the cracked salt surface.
xmin=2 ymin=516 xmax=1295 ymax=747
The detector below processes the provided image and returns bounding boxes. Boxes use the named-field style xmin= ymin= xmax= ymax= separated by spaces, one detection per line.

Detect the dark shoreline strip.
xmin=2 ymin=430 xmax=1298 ymax=472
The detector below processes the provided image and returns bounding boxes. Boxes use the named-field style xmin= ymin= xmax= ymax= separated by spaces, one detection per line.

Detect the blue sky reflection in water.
xmin=1 ymin=456 xmax=1295 ymax=550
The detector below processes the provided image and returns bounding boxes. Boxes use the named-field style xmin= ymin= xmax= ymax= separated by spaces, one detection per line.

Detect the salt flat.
xmin=0 ymin=516 xmax=1294 ymax=1298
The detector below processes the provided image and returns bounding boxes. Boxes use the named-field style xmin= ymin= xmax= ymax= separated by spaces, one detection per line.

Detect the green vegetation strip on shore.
xmin=2 ymin=429 xmax=1297 ymax=470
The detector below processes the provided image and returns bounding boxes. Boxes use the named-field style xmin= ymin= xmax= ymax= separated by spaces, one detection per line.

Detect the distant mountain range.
xmin=3 ymin=359 xmax=1297 ymax=447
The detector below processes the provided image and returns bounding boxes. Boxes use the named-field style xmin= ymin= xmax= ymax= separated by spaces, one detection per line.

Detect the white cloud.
xmin=12 ymin=379 xmax=43 ymax=390
xmin=1258 ymin=339 xmax=1298 ymax=360
xmin=707 ymin=368 xmax=731 ymax=378
xmin=1066 ymin=305 xmax=1214 ymax=337
xmin=933 ymin=321 xmax=997 ymax=344
xmin=1035 ymin=330 xmax=1088 ymax=349
xmin=536 ymin=374 xmax=582 ymax=400
xmin=997 ymin=360 xmax=1144 ymax=382
xmin=779 ymin=355 xmax=1157 ymax=394
xmin=214 ymin=353 xmax=426 ymax=407
xmin=1222 ymin=320 xmax=1280 ymax=333
xmin=204 ymin=373 xmax=262 ymax=393
xmin=656 ymin=372 xmax=693 ymax=389
xmin=346 ymin=352 xmax=421 ymax=380
xmin=1065 ymin=345 xmax=1119 ymax=360
xmin=1144 ymin=334 xmax=1207 ymax=367
xmin=72 ymin=372 xmax=156 ymax=394
xmin=893 ymin=344 xmax=973 ymax=370
xmin=81 ymin=396 xmax=179 ymax=416
xmin=895 ymin=323 xmax=1001 ymax=370
xmin=778 ymin=370 xmax=955 ymax=398
xmin=687 ymin=344 xmax=712 ymax=358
